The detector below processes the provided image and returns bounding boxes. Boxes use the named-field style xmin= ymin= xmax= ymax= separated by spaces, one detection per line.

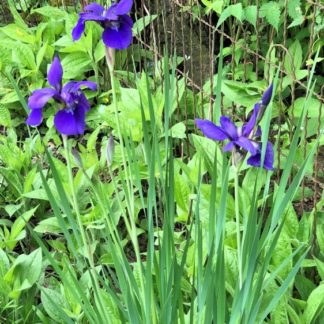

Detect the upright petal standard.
xmin=72 ymin=1 xmax=133 ymax=50
xmin=26 ymin=56 xmax=97 ymax=136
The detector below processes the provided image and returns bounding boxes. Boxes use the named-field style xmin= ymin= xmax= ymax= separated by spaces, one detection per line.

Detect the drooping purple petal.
xmin=242 ymin=103 xmax=260 ymax=137
xmin=84 ymin=3 xmax=105 ymax=15
xmin=73 ymin=81 xmax=97 ymax=92
xmin=247 ymin=142 xmax=274 ymax=170
xmin=47 ymin=55 xmax=63 ymax=91
xmin=234 ymin=137 xmax=258 ymax=155
xmin=28 ymin=88 xmax=58 ymax=109
xmin=219 ymin=116 xmax=238 ymax=140
xmin=72 ymin=18 xmax=85 ymax=41
xmin=102 ymin=15 xmax=133 ymax=50
xmin=261 ymin=83 xmax=273 ymax=106
xmin=61 ymin=81 xmax=96 ymax=95
xmin=26 ymin=109 xmax=43 ymax=126
xmin=195 ymin=119 xmax=228 ymax=141
xmin=54 ymin=104 xmax=86 ymax=136
xmin=223 ymin=141 xmax=235 ymax=152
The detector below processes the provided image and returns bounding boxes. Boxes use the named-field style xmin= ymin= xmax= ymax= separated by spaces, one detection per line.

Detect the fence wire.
xmin=0 ymin=0 xmax=323 ymax=214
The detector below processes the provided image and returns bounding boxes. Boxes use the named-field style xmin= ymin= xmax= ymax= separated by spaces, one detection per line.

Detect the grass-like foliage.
xmin=0 ymin=1 xmax=323 ymax=323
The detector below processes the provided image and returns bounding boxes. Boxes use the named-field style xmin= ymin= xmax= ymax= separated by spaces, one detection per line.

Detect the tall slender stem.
xmin=62 ymin=135 xmax=108 ymax=323
xmin=234 ymin=166 xmax=243 ymax=290
xmin=105 ymin=47 xmax=146 ymax=301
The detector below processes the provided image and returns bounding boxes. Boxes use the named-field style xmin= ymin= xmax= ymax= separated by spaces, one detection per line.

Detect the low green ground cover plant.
xmin=0 ymin=0 xmax=323 ymax=323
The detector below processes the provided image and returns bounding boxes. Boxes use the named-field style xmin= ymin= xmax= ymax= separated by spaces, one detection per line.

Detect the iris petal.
xmin=223 ymin=141 xmax=235 ymax=152
xmin=242 ymin=103 xmax=260 ymax=137
xmin=234 ymin=137 xmax=257 ymax=155
xmin=79 ymin=12 xmax=106 ymax=21
xmin=72 ymin=18 xmax=85 ymax=41
xmin=26 ymin=109 xmax=43 ymax=126
xmin=84 ymin=3 xmax=105 ymax=15
xmin=102 ymin=15 xmax=133 ymax=50
xmin=195 ymin=119 xmax=228 ymax=141
xmin=115 ymin=0 xmax=133 ymax=15
xmin=54 ymin=105 xmax=86 ymax=136
xmin=261 ymin=83 xmax=273 ymax=106
xmin=28 ymin=88 xmax=58 ymax=109
xmin=247 ymin=142 xmax=274 ymax=170
xmin=62 ymin=81 xmax=97 ymax=94
xmin=219 ymin=116 xmax=238 ymax=140
xmin=106 ymin=0 xmax=133 ymax=19
xmin=48 ymin=56 xmax=63 ymax=91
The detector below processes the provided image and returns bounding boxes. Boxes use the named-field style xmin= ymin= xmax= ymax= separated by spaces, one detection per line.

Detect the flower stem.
xmin=62 ymin=135 xmax=108 ymax=322
xmin=234 ymin=166 xmax=243 ymax=290
xmin=105 ymin=47 xmax=146 ymax=300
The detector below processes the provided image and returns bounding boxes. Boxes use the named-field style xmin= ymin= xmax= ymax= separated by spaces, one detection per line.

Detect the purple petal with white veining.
xmin=26 ymin=109 xmax=43 ymax=126
xmin=47 ymin=55 xmax=63 ymax=91
xmin=72 ymin=18 xmax=85 ymax=41
xmin=195 ymin=119 xmax=228 ymax=141
xmin=102 ymin=15 xmax=133 ymax=50
xmin=219 ymin=116 xmax=238 ymax=140
xmin=28 ymin=88 xmax=58 ymax=109
xmin=234 ymin=137 xmax=257 ymax=155
xmin=79 ymin=12 xmax=106 ymax=21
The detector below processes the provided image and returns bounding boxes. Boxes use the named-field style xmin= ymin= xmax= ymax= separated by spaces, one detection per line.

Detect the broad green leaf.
xmin=0 ymin=104 xmax=11 ymax=127
xmin=133 ymin=15 xmax=158 ymax=36
xmin=0 ymin=24 xmax=35 ymax=44
xmin=289 ymin=97 xmax=322 ymax=119
xmin=168 ymin=122 xmax=186 ymax=139
xmin=31 ymin=6 xmax=66 ymax=20
xmin=302 ymin=284 xmax=324 ymax=323
xmin=4 ymin=248 xmax=42 ymax=298
xmin=288 ymin=0 xmax=302 ymax=19
xmin=61 ymin=53 xmax=92 ymax=79
xmin=13 ymin=43 xmax=36 ymax=70
xmin=201 ymin=0 xmax=224 ymax=14
xmin=216 ymin=3 xmax=243 ymax=28
xmin=244 ymin=5 xmax=257 ymax=28
xmin=7 ymin=206 xmax=38 ymax=250
xmin=36 ymin=42 xmax=48 ymax=70
xmin=259 ymin=2 xmax=281 ymax=31
xmin=34 ymin=217 xmax=62 ymax=234
xmin=41 ymin=287 xmax=70 ymax=322
xmin=284 ymin=40 xmax=303 ymax=76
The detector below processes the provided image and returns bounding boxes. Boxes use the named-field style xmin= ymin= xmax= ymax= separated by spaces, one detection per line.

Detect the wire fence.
xmin=1 ymin=0 xmax=323 ymax=213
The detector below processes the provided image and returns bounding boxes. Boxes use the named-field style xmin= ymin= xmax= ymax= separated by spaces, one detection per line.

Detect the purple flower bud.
xmin=261 ymin=83 xmax=273 ymax=106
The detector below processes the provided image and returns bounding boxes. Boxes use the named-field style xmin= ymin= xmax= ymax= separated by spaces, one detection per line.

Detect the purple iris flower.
xmin=72 ymin=1 xmax=133 ymax=50
xmin=195 ymin=84 xmax=274 ymax=170
xmin=26 ymin=55 xmax=97 ymax=136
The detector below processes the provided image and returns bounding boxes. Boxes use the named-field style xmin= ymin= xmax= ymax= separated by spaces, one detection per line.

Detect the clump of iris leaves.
xmin=0 ymin=1 xmax=323 ymax=323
